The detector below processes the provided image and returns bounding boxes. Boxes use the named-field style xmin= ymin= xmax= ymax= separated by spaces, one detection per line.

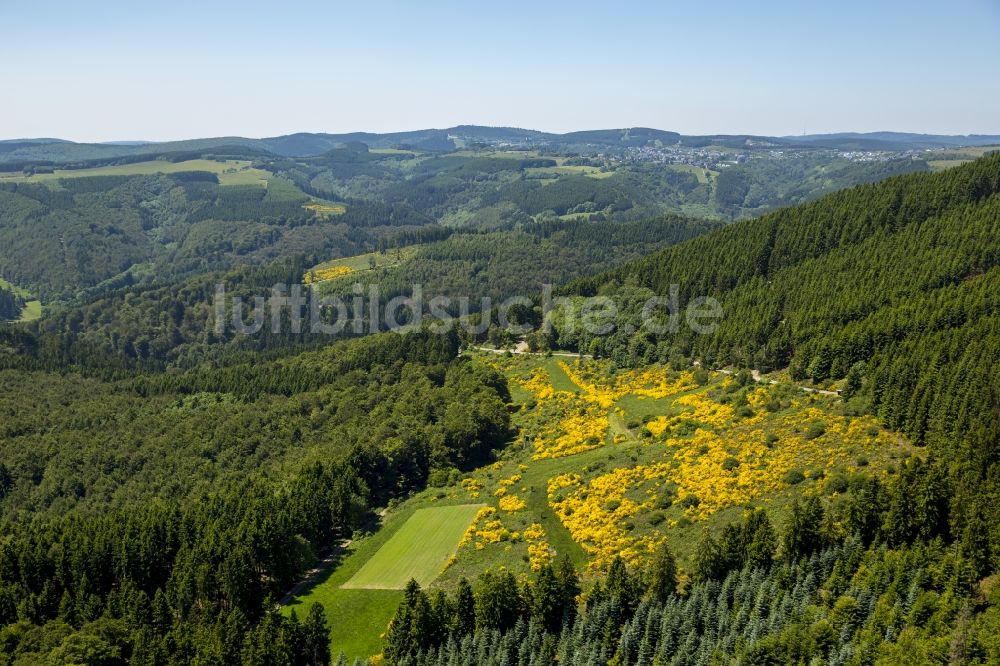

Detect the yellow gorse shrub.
xmin=472 ymin=353 xmax=909 ymax=574
xmin=461 ymin=477 xmax=483 ymax=498
xmin=494 ymin=474 xmax=522 ymax=497
xmin=548 ymin=467 xmax=665 ymax=570
xmin=498 ymin=494 xmax=527 ymax=512
xmin=522 ymin=522 xmax=552 ymax=570
xmin=303 ymin=264 xmax=354 ymax=284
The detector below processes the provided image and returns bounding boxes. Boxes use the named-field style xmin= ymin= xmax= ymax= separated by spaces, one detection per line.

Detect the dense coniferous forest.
xmin=313 ymin=217 xmax=722 ymax=311
xmin=0 ymin=330 xmax=514 ymax=664
xmin=0 ymin=288 xmax=22 ymax=321
xmin=0 ymin=173 xmax=435 ymax=303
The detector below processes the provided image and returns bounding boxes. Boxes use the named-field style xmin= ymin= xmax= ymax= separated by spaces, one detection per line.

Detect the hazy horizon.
xmin=2 ymin=0 xmax=999 ymax=142
xmin=7 ymin=126 xmax=1000 ymax=146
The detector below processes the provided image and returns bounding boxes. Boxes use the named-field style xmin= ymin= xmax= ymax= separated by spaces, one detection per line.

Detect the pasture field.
xmin=303 ymin=201 xmax=347 ymax=218
xmin=283 ymin=503 xmax=481 ymax=659
xmin=525 ymin=164 xmax=614 ymax=179
xmin=17 ymin=300 xmax=42 ymax=321
xmin=305 ymin=246 xmax=419 ymax=284
xmin=342 ymin=504 xmax=484 ymax=589
xmin=1 ymin=159 xmax=271 ymax=186
xmin=449 ymin=149 xmax=543 ymax=160
xmin=0 ymin=277 xmax=41 ymax=322
xmin=926 ymin=146 xmax=1000 ymax=171
xmin=928 ymin=158 xmax=976 ymax=171
xmin=282 ymin=505 xmax=420 ymax=660
xmin=369 ymin=148 xmax=420 ymax=156
xmin=665 ymin=163 xmax=717 ymax=184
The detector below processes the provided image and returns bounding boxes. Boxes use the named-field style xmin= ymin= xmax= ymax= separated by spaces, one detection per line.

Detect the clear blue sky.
xmin=2 ymin=0 xmax=998 ymax=141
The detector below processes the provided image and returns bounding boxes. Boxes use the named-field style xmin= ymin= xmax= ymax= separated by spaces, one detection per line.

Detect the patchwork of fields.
xmin=283 ymin=352 xmax=915 ymax=660
xmin=1 ymin=159 xmax=271 ymax=186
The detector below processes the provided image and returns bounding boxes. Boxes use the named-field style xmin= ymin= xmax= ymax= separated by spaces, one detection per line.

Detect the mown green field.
xmin=283 ymin=503 xmax=481 ymax=660
xmin=343 ymin=504 xmax=483 ymax=589
xmin=539 ymin=357 xmax=580 ymax=393
xmin=1 ymin=159 xmax=270 ymax=186
xmin=283 ymin=538 xmax=404 ymax=661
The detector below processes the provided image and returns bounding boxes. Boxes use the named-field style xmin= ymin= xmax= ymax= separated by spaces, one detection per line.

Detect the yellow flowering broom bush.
xmin=303 ymin=264 xmax=354 ymax=284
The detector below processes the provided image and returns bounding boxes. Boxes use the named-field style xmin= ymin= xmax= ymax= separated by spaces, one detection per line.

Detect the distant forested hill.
xmin=0 ymin=216 xmax=716 ymax=374
xmin=315 ymin=216 xmax=722 ymax=308
xmin=2 ymin=127 xmax=996 ymax=163
xmin=0 ymin=174 xmax=432 ymax=301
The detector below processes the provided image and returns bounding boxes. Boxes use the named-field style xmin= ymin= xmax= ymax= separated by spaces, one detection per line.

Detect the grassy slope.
xmin=283 ymin=507 xmax=417 ymax=661
xmin=285 ymin=352 xmax=914 ymax=658
xmin=926 ymin=145 xmax=999 ymax=171
xmin=438 ymin=353 xmax=914 ymax=574
xmin=0 ymin=277 xmax=41 ymax=322
xmin=305 ymin=247 xmax=420 ymax=285
xmin=343 ymin=504 xmax=483 ymax=589
xmin=283 ymin=500 xmax=484 ymax=660
xmin=666 ymin=163 xmax=717 ymax=184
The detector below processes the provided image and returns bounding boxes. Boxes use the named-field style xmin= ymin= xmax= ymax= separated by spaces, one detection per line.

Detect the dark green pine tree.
xmin=302 ymin=602 xmax=331 ymax=666
xmin=556 ymin=555 xmax=581 ymax=625
xmin=694 ymin=532 xmax=726 ymax=582
xmin=783 ymin=497 xmax=825 ymax=562
xmin=221 ymin=608 xmax=249 ymax=666
xmin=605 ymin=556 xmax=640 ymax=619
xmin=452 ymin=578 xmax=476 ymax=635
xmin=844 ymin=476 xmax=884 ymax=545
xmin=807 ymin=343 xmax=833 ymax=382
xmin=647 ymin=542 xmax=678 ymax=603
xmin=531 ymin=564 xmax=565 ymax=634
xmin=842 ymin=361 xmax=865 ymax=400
xmin=384 ymin=579 xmax=423 ymax=662
xmin=744 ymin=509 xmax=777 ymax=569
xmin=429 ymin=590 xmax=452 ymax=646
xmin=717 ymin=522 xmax=745 ymax=573
xmin=475 ymin=570 xmax=523 ymax=632
xmin=410 ymin=589 xmax=436 ymax=654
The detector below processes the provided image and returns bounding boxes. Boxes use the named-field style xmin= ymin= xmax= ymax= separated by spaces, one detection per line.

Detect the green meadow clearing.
xmin=665 ymin=163 xmax=717 ymax=184
xmin=927 ymin=145 xmax=1000 ymax=171
xmin=303 ymin=201 xmax=347 ymax=217
xmin=0 ymin=277 xmax=41 ymax=322
xmin=525 ymin=164 xmax=614 ymax=179
xmin=305 ymin=246 xmax=419 ymax=284
xmin=284 ymin=503 xmax=482 ymax=660
xmin=342 ymin=504 xmax=483 ymax=589
xmin=1 ymin=159 xmax=271 ymax=186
